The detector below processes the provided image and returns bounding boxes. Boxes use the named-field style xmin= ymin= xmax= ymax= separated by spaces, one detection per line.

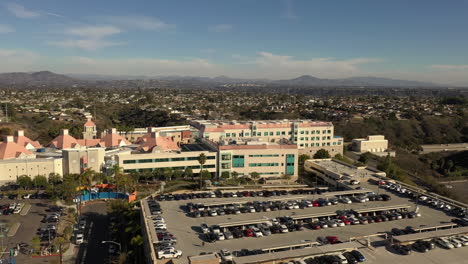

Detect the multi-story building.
xmin=191 ymin=119 xmax=343 ymax=157
xmin=352 ymin=135 xmax=389 ymax=153
xmin=202 ymin=138 xmax=298 ymax=180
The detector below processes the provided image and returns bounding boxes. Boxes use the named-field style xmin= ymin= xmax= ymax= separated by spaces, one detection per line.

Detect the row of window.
xmin=299 ymin=136 xmax=331 ymax=141
xmin=123 ymin=156 xmax=216 ymax=164
xmin=248 ymin=154 xmax=280 ymax=157
xmin=249 ymin=163 xmax=280 ymax=167
xmin=123 ymin=164 xmax=216 ymax=173
xmin=224 ymin=129 xmax=332 ymax=138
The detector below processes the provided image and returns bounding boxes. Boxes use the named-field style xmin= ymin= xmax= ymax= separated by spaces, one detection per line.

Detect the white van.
xmin=337 ymin=254 xmax=348 ymax=264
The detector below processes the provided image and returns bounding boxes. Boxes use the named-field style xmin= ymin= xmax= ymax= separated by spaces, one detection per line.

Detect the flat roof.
xmin=393 ymin=226 xmax=468 ymax=243
xmin=181 ymin=143 xmax=212 ymax=152
xmin=307 ymin=159 xmax=385 ymax=179
xmin=234 ymin=241 xmax=362 ymax=264
xmin=353 ymin=204 xmax=411 ymax=213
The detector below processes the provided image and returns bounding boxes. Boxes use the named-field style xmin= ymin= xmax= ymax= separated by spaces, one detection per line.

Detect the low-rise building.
xmin=352 ymin=135 xmax=388 ymax=153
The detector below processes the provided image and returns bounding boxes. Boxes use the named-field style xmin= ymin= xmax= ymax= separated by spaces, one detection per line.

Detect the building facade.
xmin=352 ymin=135 xmax=389 ymax=153
xmin=191 ymin=120 xmax=343 ymax=157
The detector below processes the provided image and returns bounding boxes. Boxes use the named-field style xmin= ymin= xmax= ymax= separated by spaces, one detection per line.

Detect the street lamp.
xmin=101 ymin=241 xmax=121 ymax=252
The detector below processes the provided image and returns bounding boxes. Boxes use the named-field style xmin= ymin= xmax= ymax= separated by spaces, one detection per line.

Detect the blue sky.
xmin=1 ymin=0 xmax=468 ymax=85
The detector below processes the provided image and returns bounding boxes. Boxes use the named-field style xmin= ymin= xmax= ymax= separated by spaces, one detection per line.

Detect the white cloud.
xmin=6 ymin=3 xmax=40 ymax=18
xmin=65 ymin=25 xmax=122 ymax=39
xmin=103 ymin=15 xmax=173 ymax=30
xmin=247 ymin=52 xmax=381 ymax=79
xmin=49 ymin=39 xmax=126 ymax=51
xmin=65 ymin=56 xmax=216 ymax=76
xmin=0 ymin=24 xmax=14 ymax=33
xmin=211 ymin=24 xmax=232 ymax=33
xmin=430 ymin=64 xmax=468 ymax=70
xmin=0 ymin=48 xmax=41 ymax=72
xmin=283 ymin=0 xmax=297 ymax=20
xmin=49 ymin=25 xmax=123 ymax=51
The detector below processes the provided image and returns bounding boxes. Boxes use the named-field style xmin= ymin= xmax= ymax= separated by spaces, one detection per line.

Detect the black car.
xmin=343 ymin=252 xmax=358 ymax=264
xmin=412 ymin=240 xmax=429 ymax=253
xmin=204 ymin=232 xmax=217 ymax=243
xmin=392 ymin=244 xmax=411 ymax=255
xmin=391 ymin=228 xmax=406 ymax=236
xmin=421 ymin=240 xmax=435 ymax=250
xmin=350 ymin=250 xmax=366 ymax=262
xmin=380 ymin=194 xmax=391 ymax=201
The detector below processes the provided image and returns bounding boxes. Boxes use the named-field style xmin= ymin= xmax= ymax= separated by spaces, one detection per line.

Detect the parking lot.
xmin=0 ymin=195 xmax=61 ymax=264
xmin=154 ymin=181 xmax=456 ymax=260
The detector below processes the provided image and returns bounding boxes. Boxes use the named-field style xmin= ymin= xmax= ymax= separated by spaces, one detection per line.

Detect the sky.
xmin=1 ymin=0 xmax=468 ymax=85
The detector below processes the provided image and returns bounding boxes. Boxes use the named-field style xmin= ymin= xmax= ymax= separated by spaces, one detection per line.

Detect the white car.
xmin=252 ymin=228 xmax=263 ymax=237
xmin=217 ymin=232 xmax=225 ymax=241
xmin=280 ymin=225 xmax=289 ymax=233
xmin=437 ymin=238 xmax=455 ymax=249
xmin=220 ymin=249 xmax=233 ymax=261
xmin=8 ymin=203 xmax=16 ymax=210
xmin=450 ymin=238 xmax=463 ymax=248
xmin=157 ymin=249 xmax=182 ymax=259
xmin=13 ymin=207 xmax=22 ymax=214
xmin=79 ymin=221 xmax=86 ymax=230
xmin=335 ymin=219 xmax=345 ymax=227
xmin=209 ymin=209 xmax=218 ymax=216
xmin=154 ymin=223 xmax=167 ymax=230
xmin=22 ymin=194 xmax=32 ymax=199
xmin=75 ymin=233 xmax=84 ymax=244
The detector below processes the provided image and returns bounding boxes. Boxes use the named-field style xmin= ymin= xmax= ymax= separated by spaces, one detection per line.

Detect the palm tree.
xmin=198 ymin=153 xmax=207 ymax=189
xmin=250 ymin=172 xmax=260 ymax=184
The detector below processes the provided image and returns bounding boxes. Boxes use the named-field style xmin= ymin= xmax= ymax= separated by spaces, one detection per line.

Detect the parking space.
xmin=0 ymin=195 xmax=61 ymax=263
xmin=155 ymin=182 xmax=456 ymax=260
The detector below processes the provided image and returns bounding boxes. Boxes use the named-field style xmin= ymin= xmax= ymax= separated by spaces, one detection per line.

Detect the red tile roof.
xmin=84 ymin=119 xmax=96 ymax=127
xmin=14 ymin=130 xmax=41 ymax=149
xmin=137 ymin=133 xmax=180 ymax=152
xmin=0 ymin=137 xmax=34 ymax=159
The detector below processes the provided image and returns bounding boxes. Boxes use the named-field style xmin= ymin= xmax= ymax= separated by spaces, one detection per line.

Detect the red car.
xmin=243 ymin=229 xmax=254 ymax=237
xmin=310 ymin=223 xmax=321 ymax=230
xmin=342 ymin=218 xmax=351 ymax=225
xmin=326 ymin=236 xmax=340 ymax=244
xmin=312 ymin=201 xmax=320 ymax=207
xmin=157 ymin=232 xmax=175 ymax=240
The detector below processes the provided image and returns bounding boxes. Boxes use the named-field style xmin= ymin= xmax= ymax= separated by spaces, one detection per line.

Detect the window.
xmin=276 ymin=131 xmax=281 ymax=136
xmin=327 ymin=130 xmax=331 ymax=134
xmin=233 ymin=155 xmax=245 ymax=168
xmin=257 ymin=132 xmax=261 ymax=136
xmin=232 ymin=133 xmax=236 ymax=137
xmin=170 ymin=157 xmax=185 ymax=162
xmin=305 ymin=143 xmax=309 ymax=147
xmin=322 ymin=143 xmax=326 ymax=146
xmin=322 ymin=130 xmax=327 ymax=134
xmin=316 ymin=137 xmax=320 ymax=140
xmin=316 ymin=130 xmax=320 ymax=134
xmin=123 ymin=160 xmax=136 ymax=164
xmin=305 ymin=137 xmax=308 ymax=141
xmin=300 ymin=137 xmax=304 ymax=141
xmin=316 ymin=143 xmax=320 ymax=146
xmin=305 ymin=131 xmax=309 ymax=135
xmin=338 ymin=142 xmax=341 ymax=145
xmin=300 ymin=144 xmax=304 ymax=147
xmin=269 ymin=132 xmax=273 ymax=136
xmin=239 ymin=133 xmax=244 ymax=137
xmin=249 ymin=163 xmax=279 ymax=167
xmin=221 ymin=163 xmax=231 ymax=169
xmin=333 ymin=142 xmax=336 ymax=145
xmin=248 ymin=154 xmax=279 ymax=157
xmin=288 ymin=131 xmax=292 ymax=135
xmin=327 ymin=136 xmax=330 ymax=140
xmin=221 ymin=154 xmax=231 ymax=160
xmin=245 ymin=132 xmax=250 ymax=136
xmin=300 ymin=131 xmax=304 ymax=134
xmin=282 ymin=131 xmax=286 ymax=135
xmin=327 ymin=142 xmax=330 ymax=146
xmin=226 ymin=133 xmax=231 ymax=137
xmin=264 ymin=132 xmax=268 ymax=136
xmin=322 ymin=136 xmax=326 ymax=140
xmin=207 ymin=156 xmax=216 ymax=160
xmin=312 ymin=130 xmax=316 ymax=134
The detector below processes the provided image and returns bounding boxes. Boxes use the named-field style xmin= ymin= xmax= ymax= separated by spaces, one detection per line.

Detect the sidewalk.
xmin=7 ymin=222 xmax=20 ymax=237
xmin=62 ymin=243 xmax=78 ymax=264
xmin=20 ymin=203 xmax=31 ymax=216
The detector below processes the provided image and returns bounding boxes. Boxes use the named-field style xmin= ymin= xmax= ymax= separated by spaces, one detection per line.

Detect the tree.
xmin=221 ymin=171 xmax=231 ymax=180
xmin=250 ymin=172 xmax=260 ymax=183
xmin=358 ymin=153 xmax=370 ymax=164
xmin=198 ymin=153 xmax=207 ymax=189
xmin=173 ymin=169 xmax=183 ymax=180
xmin=313 ymin=149 xmax=331 ymax=159
xmin=200 ymin=170 xmax=212 ymax=181
xmin=183 ymin=167 xmax=193 ymax=180
xmin=231 ymin=171 xmax=239 ymax=180
xmin=48 ymin=173 xmax=62 ymax=185
xmin=17 ymin=175 xmax=33 ymax=190
xmin=33 ymin=175 xmax=48 ymax=188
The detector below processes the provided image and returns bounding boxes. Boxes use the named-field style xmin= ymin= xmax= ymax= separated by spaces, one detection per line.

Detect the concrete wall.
xmin=0 ymin=158 xmax=63 ymax=184
xmin=219 ymin=147 xmax=299 ymax=180
xmin=352 ymin=135 xmax=388 ymax=153
xmin=116 ymin=150 xmax=218 ymax=175
xmin=62 ymin=148 xmax=105 ymax=175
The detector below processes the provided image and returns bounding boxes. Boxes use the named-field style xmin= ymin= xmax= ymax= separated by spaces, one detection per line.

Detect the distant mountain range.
xmin=0 ymin=71 xmax=439 ymax=87
xmin=0 ymin=71 xmax=77 ymax=85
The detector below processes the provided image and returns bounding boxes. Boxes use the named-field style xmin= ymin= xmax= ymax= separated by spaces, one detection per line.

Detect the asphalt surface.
xmin=75 ymin=202 xmax=109 ymax=264
xmin=156 ymin=181 xmax=455 ymax=259
xmin=0 ymin=198 xmax=55 ymax=264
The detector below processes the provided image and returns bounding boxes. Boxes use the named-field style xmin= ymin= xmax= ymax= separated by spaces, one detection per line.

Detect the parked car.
xmin=75 ymin=232 xmax=84 ymax=244
xmin=350 ymin=250 xmax=366 ymax=262
xmin=157 ymin=249 xmax=182 ymax=259
xmin=392 ymin=244 xmax=411 ymax=255
xmin=220 ymin=249 xmax=233 ymax=261
xmin=436 ymin=238 xmax=455 ymax=249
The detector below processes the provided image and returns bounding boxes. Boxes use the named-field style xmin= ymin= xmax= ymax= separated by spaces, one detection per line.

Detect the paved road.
xmin=75 ymin=202 xmax=108 ymax=264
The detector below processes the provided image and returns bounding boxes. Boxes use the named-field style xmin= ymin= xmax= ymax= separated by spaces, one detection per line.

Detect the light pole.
xmin=101 ymin=241 xmax=121 ymax=252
